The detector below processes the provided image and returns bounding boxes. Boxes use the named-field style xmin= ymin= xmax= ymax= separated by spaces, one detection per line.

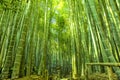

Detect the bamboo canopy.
xmin=0 ymin=0 xmax=120 ymax=80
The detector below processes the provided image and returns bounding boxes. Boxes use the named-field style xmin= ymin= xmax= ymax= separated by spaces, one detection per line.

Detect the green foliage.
xmin=0 ymin=0 xmax=120 ymax=79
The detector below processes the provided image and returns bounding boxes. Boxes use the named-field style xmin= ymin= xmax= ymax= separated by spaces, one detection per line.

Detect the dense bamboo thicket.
xmin=0 ymin=0 xmax=120 ymax=80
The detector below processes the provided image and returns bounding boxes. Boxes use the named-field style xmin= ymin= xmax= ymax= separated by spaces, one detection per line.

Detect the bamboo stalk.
xmin=86 ymin=63 xmax=120 ymax=66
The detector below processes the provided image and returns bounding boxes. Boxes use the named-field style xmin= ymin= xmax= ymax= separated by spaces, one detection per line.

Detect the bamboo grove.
xmin=0 ymin=0 xmax=120 ymax=79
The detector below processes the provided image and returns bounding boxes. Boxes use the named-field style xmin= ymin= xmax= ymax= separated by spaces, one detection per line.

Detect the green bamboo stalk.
xmin=11 ymin=1 xmax=31 ymax=79
xmin=0 ymin=10 xmax=15 ymax=79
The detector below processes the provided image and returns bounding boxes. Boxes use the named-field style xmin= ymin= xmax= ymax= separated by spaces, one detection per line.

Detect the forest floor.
xmin=88 ymin=72 xmax=118 ymax=80
xmin=3 ymin=75 xmax=44 ymax=80
xmin=3 ymin=73 xmax=118 ymax=80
